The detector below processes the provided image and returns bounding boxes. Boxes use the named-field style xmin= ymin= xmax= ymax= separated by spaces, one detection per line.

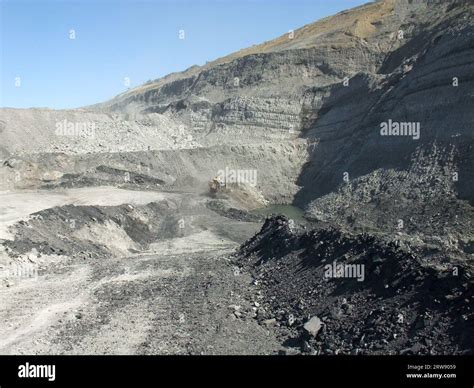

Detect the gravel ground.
xmin=236 ymin=216 xmax=473 ymax=355
xmin=0 ymin=189 xmax=281 ymax=355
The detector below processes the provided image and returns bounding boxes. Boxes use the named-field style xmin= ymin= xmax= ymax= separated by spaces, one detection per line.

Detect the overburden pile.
xmin=237 ymin=216 xmax=473 ymax=355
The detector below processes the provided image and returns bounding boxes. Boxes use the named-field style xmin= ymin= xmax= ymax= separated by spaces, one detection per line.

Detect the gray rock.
xmin=262 ymin=318 xmax=276 ymax=326
xmin=279 ymin=347 xmax=301 ymax=356
xmin=303 ymin=316 xmax=322 ymax=337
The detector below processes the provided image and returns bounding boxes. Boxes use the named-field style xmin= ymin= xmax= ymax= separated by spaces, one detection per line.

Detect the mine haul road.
xmin=0 ymin=187 xmax=280 ymax=355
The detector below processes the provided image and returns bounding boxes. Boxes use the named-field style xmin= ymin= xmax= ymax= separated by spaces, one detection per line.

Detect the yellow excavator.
xmin=209 ymin=176 xmax=224 ymax=194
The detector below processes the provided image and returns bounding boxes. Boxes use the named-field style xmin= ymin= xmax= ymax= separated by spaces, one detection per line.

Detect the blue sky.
xmin=1 ymin=0 xmax=368 ymax=109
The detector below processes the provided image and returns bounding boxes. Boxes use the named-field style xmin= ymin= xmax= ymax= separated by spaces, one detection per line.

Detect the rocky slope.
xmin=1 ymin=0 xmax=472 ymax=206
xmin=236 ymin=216 xmax=473 ymax=355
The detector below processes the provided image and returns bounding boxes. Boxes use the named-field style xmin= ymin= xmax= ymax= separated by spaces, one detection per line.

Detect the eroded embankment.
xmin=0 ymin=141 xmax=308 ymax=204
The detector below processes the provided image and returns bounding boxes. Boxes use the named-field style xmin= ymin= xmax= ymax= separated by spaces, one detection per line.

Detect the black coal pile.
xmin=3 ymin=201 xmax=181 ymax=260
xmin=236 ymin=216 xmax=473 ymax=355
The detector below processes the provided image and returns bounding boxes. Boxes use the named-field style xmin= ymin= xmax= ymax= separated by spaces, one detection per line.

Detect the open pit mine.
xmin=0 ymin=0 xmax=472 ymax=356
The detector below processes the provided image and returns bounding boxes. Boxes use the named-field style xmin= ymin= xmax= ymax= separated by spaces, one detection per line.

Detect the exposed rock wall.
xmin=0 ymin=0 xmax=472 ymax=210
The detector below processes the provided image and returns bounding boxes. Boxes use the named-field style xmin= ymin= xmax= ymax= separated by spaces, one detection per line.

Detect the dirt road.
xmin=0 ymin=188 xmax=281 ymax=354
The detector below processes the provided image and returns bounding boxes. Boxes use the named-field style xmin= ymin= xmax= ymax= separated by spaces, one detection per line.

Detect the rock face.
xmin=93 ymin=0 xmax=474 ymax=210
xmin=1 ymin=0 xmax=472 ymax=210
